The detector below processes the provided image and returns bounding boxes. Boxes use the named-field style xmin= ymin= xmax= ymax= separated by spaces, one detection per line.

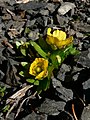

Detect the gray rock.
xmin=73 ymin=73 xmax=80 ymax=81
xmin=38 ymin=98 xmax=65 ymax=115
xmin=52 ymin=78 xmax=73 ymax=101
xmin=39 ymin=10 xmax=49 ymax=16
xmin=81 ymin=105 xmax=90 ymax=120
xmin=26 ymin=20 xmax=36 ymax=27
xmin=48 ymin=111 xmax=74 ymax=120
xmin=83 ymin=79 xmax=90 ymax=90
xmin=0 ymin=23 xmax=5 ymax=32
xmin=77 ymin=23 xmax=90 ymax=33
xmin=45 ymin=3 xmax=55 ymax=13
xmin=28 ymin=30 xmax=39 ymax=40
xmin=2 ymin=13 xmax=11 ymax=20
xmin=58 ymin=2 xmax=76 ymax=15
xmin=56 ymin=15 xmax=69 ymax=26
xmin=16 ymin=1 xmax=47 ymax=10
xmin=6 ymin=113 xmax=15 ymax=120
xmin=57 ymin=64 xmax=71 ymax=81
xmin=21 ymin=111 xmax=47 ymax=120
xmin=76 ymin=32 xmax=84 ymax=38
xmin=77 ymin=51 xmax=90 ymax=68
xmin=0 ymin=70 xmax=5 ymax=81
xmin=87 ymin=17 xmax=90 ymax=24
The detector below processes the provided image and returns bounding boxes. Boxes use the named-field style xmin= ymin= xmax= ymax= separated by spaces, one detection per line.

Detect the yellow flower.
xmin=29 ymin=58 xmax=48 ymax=80
xmin=46 ymin=28 xmax=73 ymax=49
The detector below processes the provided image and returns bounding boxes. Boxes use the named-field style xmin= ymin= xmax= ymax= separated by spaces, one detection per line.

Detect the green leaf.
xmin=34 ymin=80 xmax=39 ymax=85
xmin=3 ymin=105 xmax=10 ymax=112
xmin=48 ymin=65 xmax=54 ymax=80
xmin=20 ymin=45 xmax=26 ymax=56
xmin=37 ymin=78 xmax=50 ymax=94
xmin=26 ymin=79 xmax=35 ymax=83
xmin=25 ymin=27 xmax=30 ymax=34
xmin=19 ymin=71 xmax=25 ymax=77
xmin=16 ymin=41 xmax=22 ymax=49
xmin=69 ymin=47 xmax=80 ymax=55
xmin=21 ymin=62 xmax=28 ymax=67
xmin=50 ymin=50 xmax=64 ymax=69
xmin=30 ymin=41 xmax=47 ymax=58
xmin=38 ymin=36 xmax=49 ymax=52
xmin=50 ymin=54 xmax=60 ymax=69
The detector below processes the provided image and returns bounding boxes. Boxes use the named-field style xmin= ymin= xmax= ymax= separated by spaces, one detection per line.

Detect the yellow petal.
xmin=43 ymin=59 xmax=48 ymax=69
xmin=47 ymin=28 xmax=52 ymax=36
xmin=46 ymin=35 xmax=55 ymax=45
xmin=57 ymin=31 xmax=66 ymax=41
xmin=53 ymin=30 xmax=60 ymax=38
xmin=55 ymin=36 xmax=73 ymax=48
xmin=35 ymin=71 xmax=47 ymax=80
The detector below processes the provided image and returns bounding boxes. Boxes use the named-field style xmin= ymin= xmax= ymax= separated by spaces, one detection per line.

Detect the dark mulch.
xmin=0 ymin=0 xmax=90 ymax=120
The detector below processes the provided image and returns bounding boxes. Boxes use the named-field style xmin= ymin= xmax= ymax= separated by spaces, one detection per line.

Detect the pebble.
xmin=81 ymin=105 xmax=90 ymax=120
xmin=76 ymin=32 xmax=84 ymax=38
xmin=39 ymin=10 xmax=49 ymax=16
xmin=58 ymin=2 xmax=76 ymax=15
xmin=87 ymin=17 xmax=90 ymax=24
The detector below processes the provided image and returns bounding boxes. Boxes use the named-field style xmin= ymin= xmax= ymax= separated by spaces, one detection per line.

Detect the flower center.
xmin=36 ymin=67 xmax=41 ymax=73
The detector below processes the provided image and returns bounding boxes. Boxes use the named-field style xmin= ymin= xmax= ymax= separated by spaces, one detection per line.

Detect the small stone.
xmin=56 ymin=15 xmax=67 ymax=26
xmin=73 ymin=73 xmax=80 ymax=81
xmin=2 ymin=14 xmax=11 ymax=20
xmin=28 ymin=30 xmax=39 ymax=40
xmin=88 ymin=53 xmax=90 ymax=59
xmin=76 ymin=32 xmax=84 ymax=38
xmin=45 ymin=3 xmax=55 ymax=13
xmin=60 ymin=64 xmax=71 ymax=72
xmin=58 ymin=2 xmax=76 ymax=15
xmin=81 ymin=105 xmax=90 ymax=120
xmin=77 ymin=23 xmax=90 ymax=32
xmin=0 ymin=70 xmax=5 ymax=81
xmin=40 ymin=10 xmax=49 ymax=16
xmin=87 ymin=17 xmax=90 ymax=24
xmin=26 ymin=20 xmax=36 ymax=27
xmin=17 ymin=1 xmax=47 ymax=11
xmin=77 ymin=51 xmax=90 ymax=68
xmin=7 ymin=113 xmax=15 ymax=120
xmin=52 ymin=77 xmax=73 ymax=101
xmin=83 ymin=79 xmax=90 ymax=90
xmin=88 ymin=8 xmax=90 ymax=13
xmin=38 ymin=98 xmax=66 ymax=115
xmin=21 ymin=111 xmax=47 ymax=120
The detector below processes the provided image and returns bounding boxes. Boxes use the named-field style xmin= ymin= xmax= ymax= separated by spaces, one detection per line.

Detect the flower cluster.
xmin=17 ymin=27 xmax=78 ymax=93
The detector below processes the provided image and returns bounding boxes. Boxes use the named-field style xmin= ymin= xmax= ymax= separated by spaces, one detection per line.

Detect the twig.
xmin=6 ymin=85 xmax=33 ymax=104
xmin=5 ymin=85 xmax=33 ymax=119
xmin=6 ymin=9 xmax=15 ymax=16
xmin=2 ymin=40 xmax=13 ymax=48
xmin=72 ymin=103 xmax=78 ymax=120
xmin=15 ymin=91 xmax=37 ymax=118
xmin=73 ymin=90 xmax=86 ymax=107
xmin=5 ymin=100 xmax=19 ymax=118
